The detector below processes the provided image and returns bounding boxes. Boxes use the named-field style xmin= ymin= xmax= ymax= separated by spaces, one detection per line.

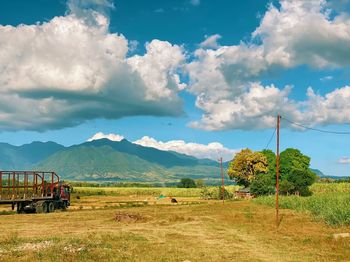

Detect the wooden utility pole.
xmin=276 ymin=114 xmax=281 ymax=227
xmin=219 ymin=157 xmax=225 ymax=204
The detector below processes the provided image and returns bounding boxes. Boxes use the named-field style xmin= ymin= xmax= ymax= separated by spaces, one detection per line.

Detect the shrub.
xmin=200 ymin=186 xmax=233 ymax=200
xmin=177 ymin=178 xmax=197 ymax=188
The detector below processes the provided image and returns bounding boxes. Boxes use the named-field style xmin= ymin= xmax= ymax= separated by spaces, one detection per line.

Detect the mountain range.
xmin=0 ymin=139 xmax=337 ymax=183
xmin=0 ymin=139 xmax=226 ymax=183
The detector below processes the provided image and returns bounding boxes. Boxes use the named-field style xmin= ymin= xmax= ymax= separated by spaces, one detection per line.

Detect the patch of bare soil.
xmin=115 ymin=212 xmax=147 ymax=223
xmin=14 ymin=241 xmax=52 ymax=252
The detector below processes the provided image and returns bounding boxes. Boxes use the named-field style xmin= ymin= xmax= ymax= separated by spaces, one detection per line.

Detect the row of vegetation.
xmin=73 ymin=186 xmax=203 ymax=197
xmin=255 ymin=193 xmax=350 ymax=226
xmin=72 ymin=185 xmax=241 ymax=198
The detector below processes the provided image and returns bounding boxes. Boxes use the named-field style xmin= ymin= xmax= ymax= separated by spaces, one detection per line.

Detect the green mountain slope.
xmin=35 ymin=145 xmax=176 ymax=182
xmin=82 ymin=139 xmax=214 ymax=167
xmin=35 ymin=143 xmax=222 ymax=182
xmin=0 ymin=141 xmax=64 ymax=169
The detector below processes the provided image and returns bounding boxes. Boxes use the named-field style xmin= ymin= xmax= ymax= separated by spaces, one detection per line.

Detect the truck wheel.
xmin=35 ymin=201 xmax=46 ymax=213
xmin=61 ymin=201 xmax=67 ymax=211
xmin=42 ymin=202 xmax=48 ymax=213
xmin=16 ymin=203 xmax=24 ymax=214
xmin=17 ymin=207 xmax=25 ymax=214
xmin=47 ymin=202 xmax=55 ymax=213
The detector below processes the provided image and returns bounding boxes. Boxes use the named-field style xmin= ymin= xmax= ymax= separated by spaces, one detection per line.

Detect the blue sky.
xmin=0 ymin=0 xmax=350 ymax=176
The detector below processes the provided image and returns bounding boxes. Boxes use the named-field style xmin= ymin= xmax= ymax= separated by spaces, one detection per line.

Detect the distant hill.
xmin=311 ymin=168 xmax=348 ymax=180
xmin=311 ymin=168 xmax=326 ymax=177
xmin=0 ymin=141 xmax=64 ymax=169
xmin=78 ymin=139 xmax=209 ymax=168
xmin=0 ymin=139 xmax=225 ymax=183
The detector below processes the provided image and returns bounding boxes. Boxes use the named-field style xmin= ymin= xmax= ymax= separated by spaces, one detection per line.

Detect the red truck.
xmin=0 ymin=171 xmax=71 ymax=214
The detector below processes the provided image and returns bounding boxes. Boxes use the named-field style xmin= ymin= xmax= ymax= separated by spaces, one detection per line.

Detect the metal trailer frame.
xmin=0 ymin=171 xmax=60 ymax=203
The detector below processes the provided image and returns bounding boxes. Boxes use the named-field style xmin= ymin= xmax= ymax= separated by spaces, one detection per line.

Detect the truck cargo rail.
xmin=0 ymin=171 xmax=59 ymax=203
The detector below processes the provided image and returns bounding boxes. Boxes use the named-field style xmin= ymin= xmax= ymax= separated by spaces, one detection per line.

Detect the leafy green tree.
xmin=280 ymin=148 xmax=310 ymax=177
xmin=261 ymin=149 xmax=276 ymax=177
xmin=177 ymin=178 xmax=197 ymax=188
xmin=280 ymin=148 xmax=316 ymax=196
xmin=228 ymin=149 xmax=268 ymax=187
xmin=279 ymin=180 xmax=295 ymax=195
xmin=250 ymin=174 xmax=275 ymax=196
xmin=246 ymin=149 xmax=276 ymax=196
xmin=285 ymin=169 xmax=316 ymax=196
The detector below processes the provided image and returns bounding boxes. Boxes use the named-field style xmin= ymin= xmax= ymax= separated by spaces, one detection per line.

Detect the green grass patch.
xmin=255 ymin=193 xmax=350 ymax=226
xmin=72 ymin=185 xmax=240 ymax=198
xmin=310 ymin=182 xmax=350 ymax=194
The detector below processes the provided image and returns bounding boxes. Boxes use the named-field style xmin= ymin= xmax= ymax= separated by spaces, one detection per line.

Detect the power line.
xmin=264 ymin=127 xmax=276 ymax=150
xmin=281 ymin=116 xmax=350 ymax=135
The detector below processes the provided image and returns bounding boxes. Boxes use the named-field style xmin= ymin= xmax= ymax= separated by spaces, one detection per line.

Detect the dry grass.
xmin=0 ymin=195 xmax=349 ymax=262
xmin=72 ymin=185 xmax=240 ymax=198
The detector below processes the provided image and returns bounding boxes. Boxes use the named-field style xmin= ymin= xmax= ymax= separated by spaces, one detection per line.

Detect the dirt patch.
xmin=63 ymin=245 xmax=86 ymax=253
xmin=14 ymin=241 xmax=52 ymax=252
xmin=115 ymin=212 xmax=147 ymax=223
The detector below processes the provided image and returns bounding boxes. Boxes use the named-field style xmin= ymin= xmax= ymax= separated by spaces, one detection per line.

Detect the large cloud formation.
xmin=0 ymin=0 xmax=186 ymax=131
xmin=1 ymin=0 xmax=350 ymax=132
xmin=87 ymin=132 xmax=237 ymax=161
xmin=187 ymin=0 xmax=350 ymax=130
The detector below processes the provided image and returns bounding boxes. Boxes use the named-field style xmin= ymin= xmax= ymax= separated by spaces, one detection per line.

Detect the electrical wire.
xmin=281 ymin=116 xmax=350 ymax=135
xmin=264 ymin=127 xmax=276 ymax=150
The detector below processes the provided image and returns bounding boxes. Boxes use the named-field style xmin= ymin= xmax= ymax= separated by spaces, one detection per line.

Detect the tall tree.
xmin=280 ymin=148 xmax=316 ymax=196
xmin=261 ymin=149 xmax=276 ymax=177
xmin=228 ymin=149 xmax=268 ymax=187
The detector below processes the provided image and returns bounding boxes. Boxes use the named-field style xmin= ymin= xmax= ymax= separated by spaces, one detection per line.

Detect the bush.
xmin=200 ymin=186 xmax=233 ymax=200
xmin=177 ymin=178 xmax=197 ymax=188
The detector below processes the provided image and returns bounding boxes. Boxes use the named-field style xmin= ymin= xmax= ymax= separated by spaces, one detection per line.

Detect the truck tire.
xmin=61 ymin=201 xmax=67 ymax=211
xmin=17 ymin=203 xmax=24 ymax=214
xmin=17 ymin=207 xmax=25 ymax=214
xmin=47 ymin=201 xmax=55 ymax=213
xmin=35 ymin=201 xmax=48 ymax=213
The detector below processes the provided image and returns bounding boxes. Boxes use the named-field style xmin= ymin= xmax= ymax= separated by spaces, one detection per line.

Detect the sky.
xmin=0 ymin=0 xmax=350 ymax=176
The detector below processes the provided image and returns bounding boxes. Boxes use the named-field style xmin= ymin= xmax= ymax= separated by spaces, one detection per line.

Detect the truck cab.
xmin=59 ymin=183 xmax=71 ymax=208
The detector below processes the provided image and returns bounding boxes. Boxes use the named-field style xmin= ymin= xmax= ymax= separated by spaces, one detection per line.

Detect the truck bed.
xmin=0 ymin=171 xmax=59 ymax=203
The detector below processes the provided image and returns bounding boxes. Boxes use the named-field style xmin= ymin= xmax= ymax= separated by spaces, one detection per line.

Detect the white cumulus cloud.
xmin=0 ymin=0 xmax=186 ymax=131
xmin=87 ymin=132 xmax=124 ymax=142
xmin=186 ymin=0 xmax=350 ymax=130
xmin=134 ymin=136 xmax=237 ymax=161
xmin=87 ymin=133 xmax=238 ymax=161
xmin=199 ymin=34 xmax=222 ymax=49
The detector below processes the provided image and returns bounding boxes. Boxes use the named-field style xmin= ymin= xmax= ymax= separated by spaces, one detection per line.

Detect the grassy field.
xmin=0 ymin=191 xmax=348 ymax=261
xmin=72 ymin=185 xmax=241 ymax=197
xmin=0 ymin=184 xmax=349 ymax=261
xmin=310 ymin=182 xmax=350 ymax=194
xmin=253 ymin=182 xmax=350 ymax=227
xmin=255 ymin=193 xmax=350 ymax=226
